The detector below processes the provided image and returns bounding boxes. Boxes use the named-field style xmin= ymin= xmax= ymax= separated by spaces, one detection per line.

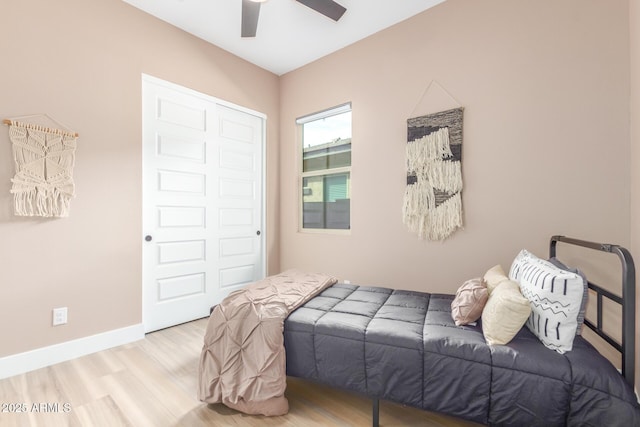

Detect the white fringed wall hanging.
xmin=3 ymin=118 xmax=78 ymax=217
xmin=403 ymin=107 xmax=463 ymax=240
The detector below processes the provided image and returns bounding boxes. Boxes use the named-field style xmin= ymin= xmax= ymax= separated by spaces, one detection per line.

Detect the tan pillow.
xmin=483 ymin=264 xmax=509 ymax=294
xmin=481 ymin=279 xmax=531 ymax=345
xmin=451 ymin=278 xmax=488 ymax=326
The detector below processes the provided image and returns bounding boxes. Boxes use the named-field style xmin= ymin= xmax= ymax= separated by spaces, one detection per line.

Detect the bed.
xmin=282 ymin=236 xmax=640 ymax=426
xmin=199 ymin=236 xmax=640 ymax=426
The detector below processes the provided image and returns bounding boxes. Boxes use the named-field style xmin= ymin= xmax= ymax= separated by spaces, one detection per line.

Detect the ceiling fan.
xmin=241 ymin=0 xmax=347 ymax=38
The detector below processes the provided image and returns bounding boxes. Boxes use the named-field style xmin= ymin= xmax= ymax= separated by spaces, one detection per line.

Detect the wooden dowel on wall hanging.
xmin=2 ymin=118 xmax=79 ymax=137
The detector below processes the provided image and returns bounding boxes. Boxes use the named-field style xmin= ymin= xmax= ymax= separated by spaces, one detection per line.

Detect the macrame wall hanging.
xmin=402 ymin=107 xmax=464 ymax=241
xmin=3 ymin=116 xmax=78 ymax=217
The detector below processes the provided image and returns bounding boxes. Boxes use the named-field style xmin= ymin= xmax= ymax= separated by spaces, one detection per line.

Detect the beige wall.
xmin=280 ymin=0 xmax=630 ymax=293
xmin=280 ymin=0 xmax=636 ymax=380
xmin=629 ymin=0 xmax=640 ymax=389
xmin=0 ymin=0 xmax=280 ymax=357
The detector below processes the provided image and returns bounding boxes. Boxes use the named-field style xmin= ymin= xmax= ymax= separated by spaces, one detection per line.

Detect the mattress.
xmin=283 ymin=283 xmax=640 ymax=426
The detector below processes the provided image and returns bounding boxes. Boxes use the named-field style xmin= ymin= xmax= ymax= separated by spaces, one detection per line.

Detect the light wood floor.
xmin=0 ymin=319 xmax=481 ymax=427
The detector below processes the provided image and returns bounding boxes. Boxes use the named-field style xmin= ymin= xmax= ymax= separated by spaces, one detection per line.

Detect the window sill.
xmin=298 ymin=228 xmax=351 ymax=236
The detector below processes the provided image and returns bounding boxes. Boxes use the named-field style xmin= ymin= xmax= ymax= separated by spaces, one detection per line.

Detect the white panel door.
xmin=215 ymin=105 xmax=264 ymax=289
xmin=142 ymin=75 xmax=265 ymax=333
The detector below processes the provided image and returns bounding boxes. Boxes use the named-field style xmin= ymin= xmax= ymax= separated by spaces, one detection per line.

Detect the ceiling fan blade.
xmin=296 ymin=0 xmax=346 ymax=21
xmin=241 ymin=0 xmax=261 ymax=38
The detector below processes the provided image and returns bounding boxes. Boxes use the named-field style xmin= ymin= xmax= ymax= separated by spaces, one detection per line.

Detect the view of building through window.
xmin=298 ymin=104 xmax=351 ymax=230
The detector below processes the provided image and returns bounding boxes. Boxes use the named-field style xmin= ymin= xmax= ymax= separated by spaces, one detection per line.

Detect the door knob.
xmin=256 ymin=230 xmax=261 ymax=236
xmin=145 ymin=235 xmax=153 ymax=242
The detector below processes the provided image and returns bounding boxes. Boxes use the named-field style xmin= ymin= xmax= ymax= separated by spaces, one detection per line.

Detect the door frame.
xmin=141 ymin=73 xmax=267 ymax=331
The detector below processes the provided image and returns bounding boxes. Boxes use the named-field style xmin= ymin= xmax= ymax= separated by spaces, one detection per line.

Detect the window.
xmin=297 ymin=103 xmax=351 ymax=231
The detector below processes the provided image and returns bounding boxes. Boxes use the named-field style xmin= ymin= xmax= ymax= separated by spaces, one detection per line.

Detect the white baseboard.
xmin=0 ymin=324 xmax=145 ymax=380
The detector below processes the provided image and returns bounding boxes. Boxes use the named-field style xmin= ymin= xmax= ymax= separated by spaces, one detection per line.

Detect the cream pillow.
xmin=451 ymin=278 xmax=488 ymax=326
xmin=483 ymin=264 xmax=509 ymax=294
xmin=481 ymin=279 xmax=531 ymax=345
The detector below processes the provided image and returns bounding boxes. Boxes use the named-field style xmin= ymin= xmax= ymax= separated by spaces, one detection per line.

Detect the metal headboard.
xmin=549 ymin=235 xmax=636 ymax=388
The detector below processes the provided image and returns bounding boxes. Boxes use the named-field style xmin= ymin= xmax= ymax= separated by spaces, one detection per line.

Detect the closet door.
xmin=142 ymin=75 xmax=265 ymax=333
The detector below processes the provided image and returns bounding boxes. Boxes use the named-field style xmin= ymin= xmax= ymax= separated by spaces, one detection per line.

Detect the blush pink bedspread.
xmin=197 ymin=270 xmax=337 ymax=416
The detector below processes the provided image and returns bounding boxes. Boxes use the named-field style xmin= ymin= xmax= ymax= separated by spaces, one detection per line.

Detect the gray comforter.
xmin=283 ymin=283 xmax=640 ymax=426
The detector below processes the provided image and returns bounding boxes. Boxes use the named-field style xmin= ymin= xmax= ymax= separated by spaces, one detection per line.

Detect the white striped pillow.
xmin=509 ymin=249 xmax=586 ymax=354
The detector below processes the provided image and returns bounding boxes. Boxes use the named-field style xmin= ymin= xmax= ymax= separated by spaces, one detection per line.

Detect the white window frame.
xmin=297 ymin=103 xmax=352 ymax=234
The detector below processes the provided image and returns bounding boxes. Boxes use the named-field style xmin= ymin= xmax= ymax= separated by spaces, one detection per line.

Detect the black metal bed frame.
xmin=550 ymin=235 xmax=636 ymax=388
xmin=369 ymin=236 xmax=637 ymax=426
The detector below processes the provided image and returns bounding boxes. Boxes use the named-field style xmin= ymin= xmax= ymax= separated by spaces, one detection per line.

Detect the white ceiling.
xmin=123 ymin=0 xmax=446 ymax=75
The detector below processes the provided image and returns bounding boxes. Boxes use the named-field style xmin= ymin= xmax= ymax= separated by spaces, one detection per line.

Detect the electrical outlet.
xmin=52 ymin=307 xmax=68 ymax=326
